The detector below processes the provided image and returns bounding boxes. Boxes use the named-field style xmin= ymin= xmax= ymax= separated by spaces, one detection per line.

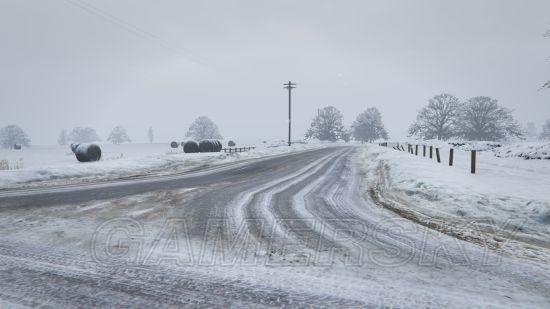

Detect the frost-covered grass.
xmin=0 ymin=142 xmax=334 ymax=189
xmin=361 ymin=143 xmax=550 ymax=243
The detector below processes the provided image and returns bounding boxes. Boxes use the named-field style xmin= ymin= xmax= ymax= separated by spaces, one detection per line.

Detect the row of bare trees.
xmin=58 ymin=126 xmax=131 ymax=145
xmin=305 ymin=106 xmax=388 ymax=143
xmin=0 ymin=116 xmax=223 ymax=149
xmin=408 ymin=94 xmax=523 ymax=141
xmin=305 ymin=29 xmax=549 ymax=144
xmin=56 ymin=116 xmax=223 ymax=146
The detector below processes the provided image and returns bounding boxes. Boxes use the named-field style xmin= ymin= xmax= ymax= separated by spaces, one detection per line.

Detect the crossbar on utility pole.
xmin=283 ymin=81 xmax=296 ymax=147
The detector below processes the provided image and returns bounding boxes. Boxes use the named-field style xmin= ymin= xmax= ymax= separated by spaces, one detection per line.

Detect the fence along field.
xmin=379 ymin=142 xmax=479 ymax=174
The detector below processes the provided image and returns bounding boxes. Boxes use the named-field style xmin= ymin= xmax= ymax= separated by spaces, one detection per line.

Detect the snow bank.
xmin=0 ymin=142 xmax=333 ymax=189
xmin=494 ymin=142 xmax=550 ymax=160
xmin=360 ymin=145 xmax=550 ymax=243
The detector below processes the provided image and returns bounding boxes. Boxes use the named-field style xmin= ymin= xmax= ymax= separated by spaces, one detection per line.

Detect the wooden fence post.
xmin=471 ymin=150 xmax=476 ymax=174
xmin=429 ymin=146 xmax=433 ymax=159
xmin=449 ymin=148 xmax=454 ymax=166
xmin=436 ymin=148 xmax=441 ymax=163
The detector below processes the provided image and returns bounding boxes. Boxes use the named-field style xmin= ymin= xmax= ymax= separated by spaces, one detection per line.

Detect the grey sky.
xmin=0 ymin=0 xmax=549 ymax=145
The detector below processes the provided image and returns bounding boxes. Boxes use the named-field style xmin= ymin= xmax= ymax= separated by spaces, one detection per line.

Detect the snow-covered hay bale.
xmin=216 ymin=140 xmax=222 ymax=152
xmin=70 ymin=143 xmax=102 ymax=162
xmin=183 ymin=141 xmax=199 ymax=153
xmin=198 ymin=140 xmax=222 ymax=153
xmin=199 ymin=140 xmax=213 ymax=152
xmin=170 ymin=141 xmax=179 ymax=149
xmin=228 ymin=140 xmax=236 ymax=147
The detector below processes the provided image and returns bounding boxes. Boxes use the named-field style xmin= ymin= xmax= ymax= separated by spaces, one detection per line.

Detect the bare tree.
xmin=58 ymin=129 xmax=69 ymax=146
xmin=352 ymin=107 xmax=388 ymax=143
xmin=540 ymin=119 xmax=550 ymax=141
xmin=186 ymin=116 xmax=222 ymax=141
xmin=0 ymin=125 xmax=31 ymax=149
xmin=408 ymin=94 xmax=461 ymax=140
xmin=148 ymin=126 xmax=154 ymax=143
xmin=107 ymin=126 xmax=132 ymax=144
xmin=69 ymin=127 xmax=101 ymax=143
xmin=458 ymin=97 xmax=523 ymax=141
xmin=305 ymin=106 xmax=345 ymax=142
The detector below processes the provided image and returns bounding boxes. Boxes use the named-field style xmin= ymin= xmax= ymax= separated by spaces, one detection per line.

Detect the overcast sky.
xmin=0 ymin=0 xmax=549 ymax=145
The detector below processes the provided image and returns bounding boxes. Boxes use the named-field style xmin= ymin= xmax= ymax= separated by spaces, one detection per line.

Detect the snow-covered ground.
xmin=494 ymin=142 xmax=550 ymax=160
xmin=361 ymin=143 xmax=550 ymax=258
xmin=2 ymin=144 xmax=549 ymax=307
xmin=0 ymin=141 xmax=334 ymax=189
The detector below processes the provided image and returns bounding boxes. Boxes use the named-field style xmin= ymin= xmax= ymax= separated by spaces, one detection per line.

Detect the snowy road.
xmin=0 ymin=146 xmax=549 ymax=307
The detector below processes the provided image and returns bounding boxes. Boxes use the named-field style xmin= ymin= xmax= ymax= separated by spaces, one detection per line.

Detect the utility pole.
xmin=283 ymin=81 xmax=296 ymax=146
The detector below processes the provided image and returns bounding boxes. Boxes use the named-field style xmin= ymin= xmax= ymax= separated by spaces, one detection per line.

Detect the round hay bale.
xmin=211 ymin=140 xmax=221 ymax=152
xmin=198 ymin=140 xmax=222 ymax=152
xmin=71 ymin=143 xmax=102 ymax=162
xmin=183 ymin=141 xmax=199 ymax=153
xmin=228 ymin=140 xmax=236 ymax=147
xmin=198 ymin=140 xmax=211 ymax=153
xmin=170 ymin=141 xmax=179 ymax=149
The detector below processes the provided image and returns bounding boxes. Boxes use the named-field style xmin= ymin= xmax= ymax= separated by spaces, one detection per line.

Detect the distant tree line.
xmin=0 ymin=102 xmax=545 ymax=150
xmin=0 ymin=116 xmax=225 ymax=150
xmin=56 ymin=126 xmax=132 ymax=145
xmin=305 ymin=106 xmax=389 ymax=143
xmin=408 ymin=94 xmax=523 ymax=141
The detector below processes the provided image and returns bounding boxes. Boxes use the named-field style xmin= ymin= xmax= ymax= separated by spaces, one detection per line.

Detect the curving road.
xmin=0 ymin=146 xmax=549 ymax=307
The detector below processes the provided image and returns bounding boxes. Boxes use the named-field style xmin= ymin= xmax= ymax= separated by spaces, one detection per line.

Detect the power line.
xmin=62 ymin=0 xmax=206 ymax=65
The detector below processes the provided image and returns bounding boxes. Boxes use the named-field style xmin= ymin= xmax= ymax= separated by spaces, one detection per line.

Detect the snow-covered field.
xmin=494 ymin=142 xmax=550 ymax=160
xmin=361 ymin=143 xmax=550 ymax=259
xmin=0 ymin=142 xmax=331 ymax=189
